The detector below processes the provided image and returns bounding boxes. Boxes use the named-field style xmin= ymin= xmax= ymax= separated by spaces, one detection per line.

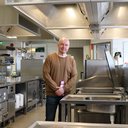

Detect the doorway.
xmin=68 ymin=48 xmax=83 ymax=80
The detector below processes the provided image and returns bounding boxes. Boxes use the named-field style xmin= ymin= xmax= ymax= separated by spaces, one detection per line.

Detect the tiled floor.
xmin=5 ymin=105 xmax=46 ymax=128
xmin=5 ymin=103 xmax=59 ymax=128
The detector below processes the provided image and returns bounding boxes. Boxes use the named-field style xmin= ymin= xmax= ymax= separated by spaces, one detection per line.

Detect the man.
xmin=42 ymin=37 xmax=77 ymax=121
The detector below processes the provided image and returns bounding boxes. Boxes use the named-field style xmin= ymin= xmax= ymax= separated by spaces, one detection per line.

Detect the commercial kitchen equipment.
xmin=2 ymin=83 xmax=15 ymax=122
xmin=60 ymin=94 xmax=128 ymax=122
xmin=0 ymin=84 xmax=15 ymax=128
xmin=15 ymin=78 xmax=40 ymax=113
xmin=60 ymin=49 xmax=127 ymax=123
xmin=27 ymin=80 xmax=39 ymax=108
xmin=0 ymin=53 xmax=15 ymax=124
xmin=28 ymin=121 xmax=128 ymax=128
xmin=0 ymin=87 xmax=8 ymax=123
xmin=0 ymin=56 xmax=14 ymax=65
xmin=21 ymin=59 xmax=43 ymax=80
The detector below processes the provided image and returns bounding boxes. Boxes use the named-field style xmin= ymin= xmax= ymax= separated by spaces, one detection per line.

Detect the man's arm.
xmin=42 ymin=56 xmax=58 ymax=91
xmin=64 ymin=57 xmax=77 ymax=93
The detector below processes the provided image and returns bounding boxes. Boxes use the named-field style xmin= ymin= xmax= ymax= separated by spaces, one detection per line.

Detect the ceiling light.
xmin=118 ymin=6 xmax=126 ymax=18
xmin=66 ymin=7 xmax=76 ymax=18
xmin=7 ymin=36 xmax=17 ymax=39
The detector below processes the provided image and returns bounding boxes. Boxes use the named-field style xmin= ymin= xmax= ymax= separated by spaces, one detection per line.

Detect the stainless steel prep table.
xmin=28 ymin=121 xmax=128 ymax=128
xmin=60 ymin=94 xmax=128 ymax=122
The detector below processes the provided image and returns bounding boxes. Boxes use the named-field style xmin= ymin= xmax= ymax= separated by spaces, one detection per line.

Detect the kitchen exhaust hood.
xmin=13 ymin=4 xmax=91 ymax=40
xmin=4 ymin=0 xmax=128 ymax=40
xmin=0 ymin=6 xmax=40 ymax=38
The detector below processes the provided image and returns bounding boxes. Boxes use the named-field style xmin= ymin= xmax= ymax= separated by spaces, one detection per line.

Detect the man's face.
xmin=58 ymin=40 xmax=70 ymax=54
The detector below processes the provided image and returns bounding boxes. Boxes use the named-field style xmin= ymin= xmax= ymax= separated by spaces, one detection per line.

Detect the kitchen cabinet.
xmin=15 ymin=78 xmax=40 ymax=113
xmin=27 ymin=80 xmax=39 ymax=108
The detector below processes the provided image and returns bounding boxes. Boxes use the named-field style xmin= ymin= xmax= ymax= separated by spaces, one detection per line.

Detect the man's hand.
xmin=55 ymin=87 xmax=64 ymax=96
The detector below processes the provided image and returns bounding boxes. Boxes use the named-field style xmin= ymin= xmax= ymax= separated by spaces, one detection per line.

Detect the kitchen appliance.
xmin=27 ymin=80 xmax=39 ymax=108
xmin=2 ymin=84 xmax=15 ymax=122
xmin=0 ymin=56 xmax=14 ymax=65
xmin=0 ymin=87 xmax=8 ymax=123
xmin=7 ymin=84 xmax=15 ymax=121
xmin=75 ymin=49 xmax=124 ymax=123
xmin=21 ymin=59 xmax=43 ymax=80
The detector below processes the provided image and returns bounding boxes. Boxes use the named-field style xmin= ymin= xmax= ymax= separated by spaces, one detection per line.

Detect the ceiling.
xmin=1 ymin=0 xmax=128 ymax=42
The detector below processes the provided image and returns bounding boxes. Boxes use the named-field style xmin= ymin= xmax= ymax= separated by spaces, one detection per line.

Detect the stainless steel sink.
xmin=75 ymin=87 xmax=123 ymax=115
xmin=84 ymin=95 xmax=120 ymax=114
xmin=84 ymin=95 xmax=121 ymax=113
xmin=86 ymin=104 xmax=115 ymax=113
xmin=64 ymin=94 xmax=122 ymax=114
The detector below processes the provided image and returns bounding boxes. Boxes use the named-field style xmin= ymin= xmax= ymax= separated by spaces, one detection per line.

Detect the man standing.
xmin=43 ymin=37 xmax=77 ymax=121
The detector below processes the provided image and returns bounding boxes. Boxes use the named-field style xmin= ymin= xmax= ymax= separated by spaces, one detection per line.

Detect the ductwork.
xmin=0 ymin=6 xmax=40 ymax=38
xmin=83 ymin=2 xmax=128 ymax=39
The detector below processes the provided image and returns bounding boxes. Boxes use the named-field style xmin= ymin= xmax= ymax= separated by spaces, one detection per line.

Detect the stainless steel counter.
xmin=60 ymin=94 xmax=128 ymax=122
xmin=6 ymin=76 xmax=40 ymax=84
xmin=28 ymin=121 xmax=128 ymax=128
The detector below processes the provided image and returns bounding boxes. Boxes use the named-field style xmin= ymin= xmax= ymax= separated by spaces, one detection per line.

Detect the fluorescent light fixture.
xmin=6 ymin=36 xmax=17 ymax=39
xmin=118 ymin=6 xmax=126 ymax=18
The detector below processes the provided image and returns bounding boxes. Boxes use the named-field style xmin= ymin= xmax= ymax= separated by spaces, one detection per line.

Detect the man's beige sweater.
xmin=43 ymin=53 xmax=77 ymax=96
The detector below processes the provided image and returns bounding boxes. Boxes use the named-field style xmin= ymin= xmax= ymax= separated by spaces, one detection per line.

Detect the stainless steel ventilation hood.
xmin=0 ymin=6 xmax=40 ymax=38
xmin=4 ymin=0 xmax=128 ymax=40
xmin=13 ymin=4 xmax=92 ymax=40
